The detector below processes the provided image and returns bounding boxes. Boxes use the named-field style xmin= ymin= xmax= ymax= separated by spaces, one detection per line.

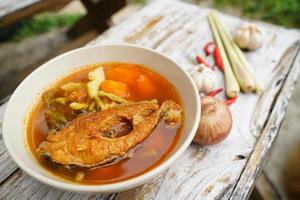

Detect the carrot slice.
xmin=136 ymin=74 xmax=156 ymax=98
xmin=101 ymin=80 xmax=128 ymax=97
xmin=105 ymin=66 xmax=140 ymax=87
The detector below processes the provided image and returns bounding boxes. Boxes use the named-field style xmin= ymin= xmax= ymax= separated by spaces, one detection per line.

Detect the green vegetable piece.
xmin=87 ymin=67 xmax=105 ymax=99
xmin=98 ymin=90 xmax=127 ymax=104
xmin=75 ymin=171 xmax=85 ymax=182
xmin=95 ymin=96 xmax=107 ymax=111
xmin=54 ymin=97 xmax=69 ymax=105
xmin=60 ymin=82 xmax=83 ymax=92
xmin=69 ymin=102 xmax=88 ymax=110
xmin=42 ymin=90 xmax=56 ymax=107
xmin=88 ymin=101 xmax=96 ymax=112
xmin=44 ymin=109 xmax=67 ymax=129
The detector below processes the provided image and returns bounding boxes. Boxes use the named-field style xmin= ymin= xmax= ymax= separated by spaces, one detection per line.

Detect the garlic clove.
xmin=191 ymin=73 xmax=203 ymax=92
xmin=195 ymin=64 xmax=206 ymax=72
xmin=240 ymin=23 xmax=250 ymax=31
xmin=234 ymin=29 xmax=250 ymax=49
xmin=201 ymin=77 xmax=213 ymax=94
xmin=248 ymin=30 xmax=262 ymax=50
xmin=234 ymin=23 xmax=263 ymax=51
xmin=188 ymin=64 xmax=218 ymax=94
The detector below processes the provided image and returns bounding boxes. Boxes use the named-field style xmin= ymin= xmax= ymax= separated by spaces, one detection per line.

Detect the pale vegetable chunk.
xmin=69 ymin=102 xmax=88 ymax=110
xmin=54 ymin=97 xmax=69 ymax=105
xmin=44 ymin=110 xmax=67 ymax=129
xmin=87 ymin=67 xmax=105 ymax=99
xmin=98 ymin=90 xmax=127 ymax=103
xmin=60 ymin=82 xmax=83 ymax=92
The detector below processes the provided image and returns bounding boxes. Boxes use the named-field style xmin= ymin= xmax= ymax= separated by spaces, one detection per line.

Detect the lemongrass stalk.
xmin=218 ymin=17 xmax=263 ymax=93
xmin=208 ymin=13 xmax=240 ymax=98
xmin=231 ymin=43 xmax=264 ymax=92
xmin=98 ymin=90 xmax=127 ymax=103
xmin=211 ymin=12 xmax=263 ymax=92
xmin=211 ymin=12 xmax=255 ymax=93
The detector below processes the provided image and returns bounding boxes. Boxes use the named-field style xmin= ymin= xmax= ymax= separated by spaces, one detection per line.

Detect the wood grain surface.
xmin=0 ymin=0 xmax=40 ymax=18
xmin=0 ymin=0 xmax=72 ymax=28
xmin=0 ymin=0 xmax=299 ymax=199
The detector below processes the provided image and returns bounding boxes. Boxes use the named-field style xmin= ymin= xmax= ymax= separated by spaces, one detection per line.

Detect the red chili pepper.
xmin=196 ymin=55 xmax=214 ymax=70
xmin=207 ymin=88 xmax=223 ymax=97
xmin=204 ymin=41 xmax=215 ymax=56
xmin=213 ymin=47 xmax=224 ymax=72
xmin=225 ymin=97 xmax=237 ymax=106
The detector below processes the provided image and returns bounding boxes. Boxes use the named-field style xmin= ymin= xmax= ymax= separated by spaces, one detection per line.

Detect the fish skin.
xmin=37 ymin=100 xmax=183 ymax=167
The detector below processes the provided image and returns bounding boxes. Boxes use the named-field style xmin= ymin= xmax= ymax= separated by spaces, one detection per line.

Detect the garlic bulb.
xmin=188 ymin=64 xmax=218 ymax=94
xmin=234 ymin=23 xmax=263 ymax=50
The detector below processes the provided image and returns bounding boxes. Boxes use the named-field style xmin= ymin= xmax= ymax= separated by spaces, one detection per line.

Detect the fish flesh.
xmin=37 ymin=100 xmax=183 ymax=167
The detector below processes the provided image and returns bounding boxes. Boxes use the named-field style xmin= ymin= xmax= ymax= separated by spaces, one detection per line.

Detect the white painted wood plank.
xmin=0 ymin=0 xmax=299 ymax=199
xmin=230 ymin=43 xmax=300 ymax=200
xmin=0 ymin=170 xmax=115 ymax=200
xmin=0 ymin=102 xmax=113 ymax=199
xmin=0 ymin=0 xmax=40 ymax=18
xmin=0 ymin=139 xmax=18 ymax=184
xmin=0 ymin=102 xmax=19 ymax=184
xmin=0 ymin=101 xmax=7 ymax=129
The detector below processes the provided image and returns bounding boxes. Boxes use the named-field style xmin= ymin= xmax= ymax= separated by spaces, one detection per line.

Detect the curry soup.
xmin=27 ymin=63 xmax=183 ymax=184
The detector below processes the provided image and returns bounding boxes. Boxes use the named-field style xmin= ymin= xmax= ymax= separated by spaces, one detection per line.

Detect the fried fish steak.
xmin=37 ymin=100 xmax=183 ymax=167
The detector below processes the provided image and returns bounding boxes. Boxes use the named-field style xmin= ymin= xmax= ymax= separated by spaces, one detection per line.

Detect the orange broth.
xmin=27 ymin=62 xmax=183 ymax=184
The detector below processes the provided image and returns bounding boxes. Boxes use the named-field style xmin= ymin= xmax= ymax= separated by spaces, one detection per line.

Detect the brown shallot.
xmin=193 ymin=96 xmax=232 ymax=145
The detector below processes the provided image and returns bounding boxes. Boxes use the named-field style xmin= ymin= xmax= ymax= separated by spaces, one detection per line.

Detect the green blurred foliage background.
xmin=9 ymin=0 xmax=300 ymax=41
xmin=134 ymin=0 xmax=300 ymax=28
xmin=213 ymin=0 xmax=300 ymax=28
xmin=12 ymin=14 xmax=81 ymax=41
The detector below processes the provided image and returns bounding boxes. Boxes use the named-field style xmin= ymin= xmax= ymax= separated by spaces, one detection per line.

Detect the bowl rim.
xmin=2 ymin=44 xmax=200 ymax=193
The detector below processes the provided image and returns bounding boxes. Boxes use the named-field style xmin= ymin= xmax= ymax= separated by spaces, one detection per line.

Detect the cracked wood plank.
xmin=0 ymin=102 xmax=19 ymax=185
xmin=0 ymin=0 xmax=40 ymax=18
xmin=0 ymin=0 xmax=72 ymax=28
xmin=0 ymin=0 xmax=299 ymax=199
xmin=0 ymin=170 xmax=116 ymax=200
xmin=0 ymin=103 xmax=114 ymax=199
xmin=229 ymin=43 xmax=300 ymax=200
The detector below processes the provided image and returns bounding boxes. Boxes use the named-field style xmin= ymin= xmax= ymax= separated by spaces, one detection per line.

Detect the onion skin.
xmin=193 ymin=96 xmax=232 ymax=145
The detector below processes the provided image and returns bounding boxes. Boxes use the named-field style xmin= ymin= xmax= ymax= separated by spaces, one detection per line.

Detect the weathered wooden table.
xmin=0 ymin=0 xmax=125 ymax=38
xmin=0 ymin=0 xmax=72 ymax=28
xmin=0 ymin=0 xmax=299 ymax=199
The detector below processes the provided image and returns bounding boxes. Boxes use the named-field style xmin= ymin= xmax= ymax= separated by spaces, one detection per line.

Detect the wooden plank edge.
xmin=250 ymin=171 xmax=282 ymax=200
xmin=0 ymin=101 xmax=8 ymax=134
xmin=229 ymin=41 xmax=300 ymax=200
xmin=0 ymin=0 xmax=72 ymax=28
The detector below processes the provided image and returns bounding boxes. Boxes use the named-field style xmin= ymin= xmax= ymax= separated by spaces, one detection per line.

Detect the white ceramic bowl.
xmin=2 ymin=44 xmax=200 ymax=193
